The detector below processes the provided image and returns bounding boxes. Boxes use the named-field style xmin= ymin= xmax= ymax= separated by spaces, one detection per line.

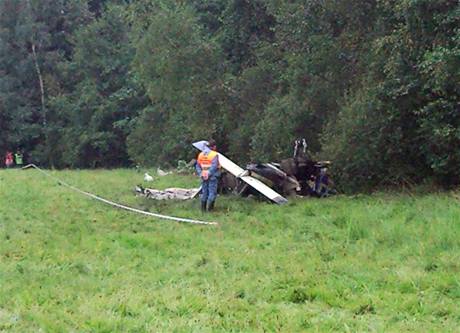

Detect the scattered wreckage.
xmin=136 ymin=138 xmax=336 ymax=204
xmin=135 ymin=186 xmax=200 ymax=200
xmin=218 ymin=139 xmax=336 ymax=202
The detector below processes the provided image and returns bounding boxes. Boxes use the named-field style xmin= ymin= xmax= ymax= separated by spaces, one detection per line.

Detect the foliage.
xmin=323 ymin=0 xmax=460 ymax=189
xmin=0 ymin=0 xmax=459 ymax=189
xmin=127 ymin=3 xmax=223 ymax=166
xmin=0 ymin=0 xmax=92 ymax=164
xmin=50 ymin=4 xmax=147 ymax=168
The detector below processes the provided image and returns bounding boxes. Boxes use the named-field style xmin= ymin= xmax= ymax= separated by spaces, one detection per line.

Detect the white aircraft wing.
xmin=193 ymin=141 xmax=288 ymax=204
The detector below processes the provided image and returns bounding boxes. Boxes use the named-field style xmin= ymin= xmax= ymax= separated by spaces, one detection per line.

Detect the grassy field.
xmin=1 ymin=168 xmax=459 ymax=332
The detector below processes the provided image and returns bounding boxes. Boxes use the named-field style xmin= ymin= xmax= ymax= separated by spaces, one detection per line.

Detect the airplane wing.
xmin=193 ymin=141 xmax=288 ymax=204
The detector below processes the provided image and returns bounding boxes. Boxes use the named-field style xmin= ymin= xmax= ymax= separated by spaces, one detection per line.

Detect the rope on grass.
xmin=22 ymin=164 xmax=218 ymax=226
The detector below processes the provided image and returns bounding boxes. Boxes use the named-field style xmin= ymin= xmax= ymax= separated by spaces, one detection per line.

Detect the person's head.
xmin=207 ymin=139 xmax=217 ymax=151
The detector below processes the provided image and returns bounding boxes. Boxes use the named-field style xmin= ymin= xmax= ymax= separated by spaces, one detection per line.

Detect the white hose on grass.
xmin=22 ymin=164 xmax=218 ymax=226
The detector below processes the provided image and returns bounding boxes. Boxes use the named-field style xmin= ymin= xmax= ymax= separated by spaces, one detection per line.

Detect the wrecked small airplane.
xmin=193 ymin=139 xmax=335 ymax=204
xmin=193 ymin=140 xmax=289 ymax=204
xmin=136 ymin=139 xmax=335 ymax=204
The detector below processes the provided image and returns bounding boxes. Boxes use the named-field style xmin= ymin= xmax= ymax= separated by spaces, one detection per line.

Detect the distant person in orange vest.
xmin=196 ymin=139 xmax=220 ymax=212
xmin=5 ymin=151 xmax=14 ymax=168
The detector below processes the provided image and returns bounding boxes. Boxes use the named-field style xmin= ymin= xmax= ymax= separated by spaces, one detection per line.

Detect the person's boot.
xmin=201 ymin=201 xmax=207 ymax=212
xmin=207 ymin=201 xmax=215 ymax=212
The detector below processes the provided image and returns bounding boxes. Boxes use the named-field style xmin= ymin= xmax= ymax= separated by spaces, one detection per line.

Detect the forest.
xmin=1 ymin=0 xmax=459 ymax=190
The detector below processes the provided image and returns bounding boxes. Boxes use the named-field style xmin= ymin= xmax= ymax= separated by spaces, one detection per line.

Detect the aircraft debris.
xmin=193 ymin=140 xmax=288 ymax=204
xmin=135 ymin=139 xmax=335 ymax=203
xmin=157 ymin=168 xmax=171 ymax=177
xmin=144 ymin=173 xmax=154 ymax=182
xmin=135 ymin=185 xmax=200 ymax=200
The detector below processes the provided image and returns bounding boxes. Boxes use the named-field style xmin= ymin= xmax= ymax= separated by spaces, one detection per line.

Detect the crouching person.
xmin=314 ymin=167 xmax=336 ymax=197
xmin=196 ymin=140 xmax=220 ymax=212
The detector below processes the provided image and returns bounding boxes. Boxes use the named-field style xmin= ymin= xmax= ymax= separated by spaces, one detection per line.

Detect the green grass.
xmin=1 ymin=168 xmax=459 ymax=332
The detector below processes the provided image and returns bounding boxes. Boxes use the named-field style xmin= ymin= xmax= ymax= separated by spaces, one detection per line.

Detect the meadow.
xmin=1 ymin=169 xmax=459 ymax=332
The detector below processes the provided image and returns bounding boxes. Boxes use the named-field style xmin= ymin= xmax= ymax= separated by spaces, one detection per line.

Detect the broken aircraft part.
xmin=246 ymin=163 xmax=301 ymax=196
xmin=135 ymin=185 xmax=200 ymax=200
xmin=193 ymin=140 xmax=288 ymax=204
xmin=217 ymin=138 xmax=336 ymax=198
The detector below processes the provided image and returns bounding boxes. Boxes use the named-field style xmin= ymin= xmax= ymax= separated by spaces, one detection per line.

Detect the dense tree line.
xmin=1 ymin=0 xmax=458 ymax=190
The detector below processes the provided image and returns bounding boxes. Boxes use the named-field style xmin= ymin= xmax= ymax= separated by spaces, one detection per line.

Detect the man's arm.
xmin=195 ymin=159 xmax=202 ymax=176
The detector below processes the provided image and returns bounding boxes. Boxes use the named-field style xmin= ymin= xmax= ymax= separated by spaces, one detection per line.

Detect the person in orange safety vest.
xmin=196 ymin=139 xmax=220 ymax=212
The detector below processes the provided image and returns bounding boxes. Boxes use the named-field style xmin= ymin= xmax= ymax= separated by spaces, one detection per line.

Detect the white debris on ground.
xmin=157 ymin=168 xmax=171 ymax=176
xmin=144 ymin=173 xmax=154 ymax=182
xmin=135 ymin=185 xmax=200 ymax=200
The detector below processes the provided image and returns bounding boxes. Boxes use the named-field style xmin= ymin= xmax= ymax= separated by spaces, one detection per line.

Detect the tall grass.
xmin=1 ymin=169 xmax=459 ymax=332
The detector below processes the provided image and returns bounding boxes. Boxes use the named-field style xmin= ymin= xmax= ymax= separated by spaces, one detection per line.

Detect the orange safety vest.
xmin=197 ymin=150 xmax=220 ymax=178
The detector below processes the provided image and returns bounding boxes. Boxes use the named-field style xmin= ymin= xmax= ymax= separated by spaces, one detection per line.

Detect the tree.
xmin=0 ymin=0 xmax=91 ymax=165
xmin=322 ymin=0 xmax=460 ymax=189
xmin=50 ymin=4 xmax=147 ymax=168
xmin=128 ymin=3 xmax=224 ymax=166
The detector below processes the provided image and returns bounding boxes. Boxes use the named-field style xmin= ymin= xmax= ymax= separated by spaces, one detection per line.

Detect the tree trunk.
xmin=31 ymin=43 xmax=46 ymax=128
xmin=31 ymin=42 xmax=53 ymax=167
